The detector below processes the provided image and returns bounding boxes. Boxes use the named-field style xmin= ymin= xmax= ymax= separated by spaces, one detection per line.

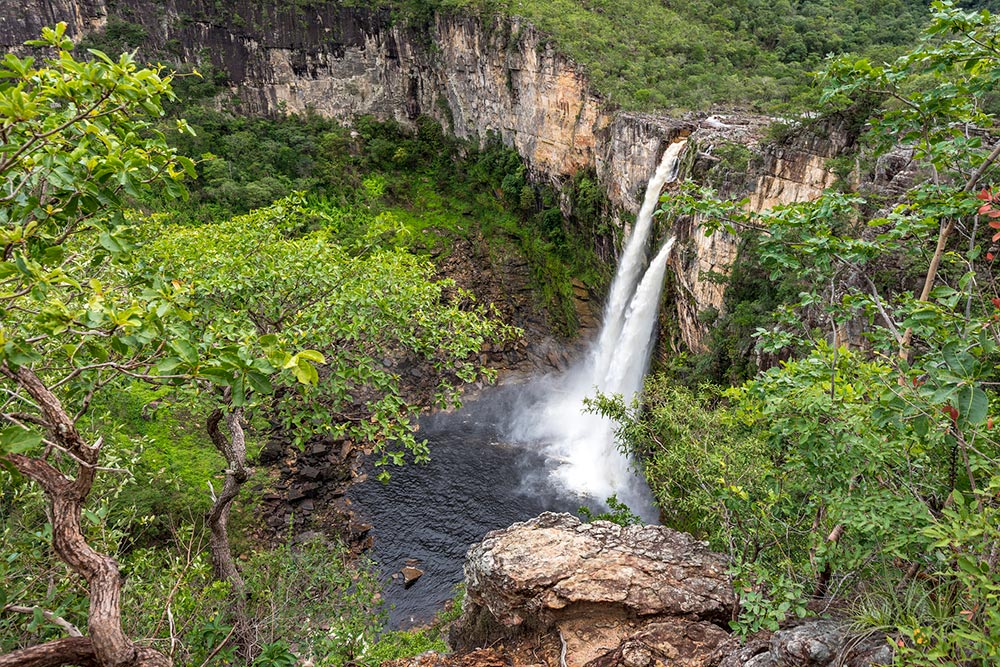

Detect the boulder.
xmin=450 ymin=513 xmax=735 ymax=667
xmin=772 ymin=621 xmax=845 ymax=667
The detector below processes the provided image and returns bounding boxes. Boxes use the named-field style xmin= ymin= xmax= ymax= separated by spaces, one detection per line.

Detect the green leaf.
xmin=246 ymin=370 xmax=274 ymax=395
xmin=943 ymin=342 xmax=977 ymax=376
xmin=957 ymin=555 xmax=986 ymax=576
xmin=296 ymin=349 xmax=326 ymax=364
xmin=3 ymin=339 xmax=42 ymax=366
xmin=231 ymin=375 xmax=246 ymax=407
xmin=292 ymin=359 xmax=319 ymax=386
xmin=98 ymin=231 xmax=124 ymax=253
xmin=171 ymin=340 xmax=198 ymax=365
xmin=199 ymin=367 xmax=234 ymax=386
xmin=155 ymin=357 xmax=183 ymax=374
xmin=955 ymin=385 xmax=989 ymax=425
xmin=0 ymin=425 xmax=42 ymax=454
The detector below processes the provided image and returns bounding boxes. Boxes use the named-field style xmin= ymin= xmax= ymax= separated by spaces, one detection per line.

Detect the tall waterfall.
xmin=511 ymin=140 xmax=687 ymax=521
xmin=591 ymin=140 xmax=686 ymax=384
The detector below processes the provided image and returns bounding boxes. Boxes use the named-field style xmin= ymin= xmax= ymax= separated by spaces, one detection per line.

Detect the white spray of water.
xmin=511 ymin=140 xmax=687 ymax=520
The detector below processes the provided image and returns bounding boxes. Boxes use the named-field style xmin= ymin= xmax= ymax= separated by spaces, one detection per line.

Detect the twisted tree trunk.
xmin=0 ymin=364 xmax=170 ymax=667
xmin=205 ymin=406 xmax=249 ymax=596
xmin=205 ymin=405 xmax=252 ymax=658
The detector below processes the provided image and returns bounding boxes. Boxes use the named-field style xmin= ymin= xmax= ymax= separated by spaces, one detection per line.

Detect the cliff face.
xmin=0 ymin=1 xmax=850 ymax=351
xmin=0 ymin=0 xmax=105 ymax=47
xmin=0 ymin=1 xmax=690 ymax=210
xmin=669 ymin=117 xmax=857 ymax=352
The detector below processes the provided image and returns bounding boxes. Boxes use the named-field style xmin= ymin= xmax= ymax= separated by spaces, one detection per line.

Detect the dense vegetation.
xmin=592 ymin=2 xmax=1000 ymax=663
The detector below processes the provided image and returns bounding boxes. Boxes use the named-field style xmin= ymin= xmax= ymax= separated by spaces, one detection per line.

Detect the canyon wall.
xmin=0 ymin=0 xmax=851 ymax=351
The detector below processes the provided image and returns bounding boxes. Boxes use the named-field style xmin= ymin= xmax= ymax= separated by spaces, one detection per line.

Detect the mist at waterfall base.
xmin=347 ymin=140 xmax=686 ymax=628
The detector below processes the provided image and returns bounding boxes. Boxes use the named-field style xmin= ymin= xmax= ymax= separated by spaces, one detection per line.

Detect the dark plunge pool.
xmin=347 ymin=387 xmax=591 ymax=629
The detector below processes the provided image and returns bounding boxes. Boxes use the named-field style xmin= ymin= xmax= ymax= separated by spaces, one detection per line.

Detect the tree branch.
xmin=2 ymin=604 xmax=84 ymax=637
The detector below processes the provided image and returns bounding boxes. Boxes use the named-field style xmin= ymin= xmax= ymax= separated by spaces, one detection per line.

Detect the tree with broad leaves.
xmin=0 ymin=23 xmax=199 ymax=667
xmin=131 ymin=195 xmax=513 ymax=659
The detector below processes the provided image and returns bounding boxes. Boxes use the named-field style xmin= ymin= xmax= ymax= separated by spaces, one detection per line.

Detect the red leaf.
xmin=988 ymin=220 xmax=1000 ymax=229
xmin=980 ymin=203 xmax=994 ymax=215
xmin=944 ymin=405 xmax=959 ymax=424
xmin=988 ymin=253 xmax=995 ymax=261
xmin=989 ymin=210 xmax=1000 ymax=218
xmin=991 ymin=297 xmax=1000 ymax=308
xmin=979 ymin=189 xmax=993 ymax=200
xmin=992 ymin=231 xmax=1000 ymax=242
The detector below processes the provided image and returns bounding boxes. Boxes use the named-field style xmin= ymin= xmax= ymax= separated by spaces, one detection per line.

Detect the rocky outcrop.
xmin=449 ymin=513 xmax=734 ymax=667
xmin=382 ymin=514 xmax=894 ymax=667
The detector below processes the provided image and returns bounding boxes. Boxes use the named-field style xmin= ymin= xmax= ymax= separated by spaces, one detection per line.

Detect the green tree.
xmin=0 ymin=24 xmax=195 ymax=667
xmin=630 ymin=1 xmax=1000 ymax=657
xmin=131 ymin=194 xmax=513 ymax=658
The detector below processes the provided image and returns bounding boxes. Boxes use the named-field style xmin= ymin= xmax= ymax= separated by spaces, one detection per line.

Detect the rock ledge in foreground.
xmin=449 ymin=512 xmax=735 ymax=667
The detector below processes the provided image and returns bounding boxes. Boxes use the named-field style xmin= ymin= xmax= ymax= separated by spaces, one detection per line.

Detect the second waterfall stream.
xmin=511 ymin=139 xmax=688 ymax=521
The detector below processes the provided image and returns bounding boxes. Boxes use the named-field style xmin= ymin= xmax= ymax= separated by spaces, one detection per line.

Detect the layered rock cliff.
xmin=668 ymin=115 xmax=861 ymax=351
xmin=0 ymin=0 xmax=854 ymax=352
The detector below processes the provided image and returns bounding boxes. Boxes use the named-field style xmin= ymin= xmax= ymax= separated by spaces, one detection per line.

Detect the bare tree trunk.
xmin=205 ymin=407 xmax=249 ymax=595
xmin=813 ymin=523 xmax=845 ymax=598
xmin=0 ymin=638 xmax=100 ymax=667
xmin=0 ymin=364 xmax=171 ymax=667
xmin=205 ymin=406 xmax=252 ymax=658
xmin=0 ymin=638 xmax=168 ymax=667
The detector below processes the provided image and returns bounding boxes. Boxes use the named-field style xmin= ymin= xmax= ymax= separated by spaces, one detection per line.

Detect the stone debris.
xmin=402 ymin=565 xmax=425 ymax=588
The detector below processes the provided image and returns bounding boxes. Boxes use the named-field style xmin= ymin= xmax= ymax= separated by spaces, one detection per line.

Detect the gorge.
xmin=0 ymin=0 xmax=855 ymax=354
xmin=2 ymin=2 xmax=996 ymax=667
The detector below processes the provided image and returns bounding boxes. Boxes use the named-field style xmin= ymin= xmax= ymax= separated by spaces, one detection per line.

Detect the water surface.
xmin=348 ymin=388 xmax=589 ymax=628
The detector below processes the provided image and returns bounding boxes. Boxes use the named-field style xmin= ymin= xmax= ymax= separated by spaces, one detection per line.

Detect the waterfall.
xmin=511 ymin=140 xmax=687 ymax=521
xmin=591 ymin=140 xmax=686 ymax=383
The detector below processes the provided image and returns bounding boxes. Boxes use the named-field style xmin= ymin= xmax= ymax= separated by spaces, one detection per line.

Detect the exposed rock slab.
xmin=450 ymin=513 xmax=735 ymax=667
xmin=713 ymin=622 xmax=893 ymax=667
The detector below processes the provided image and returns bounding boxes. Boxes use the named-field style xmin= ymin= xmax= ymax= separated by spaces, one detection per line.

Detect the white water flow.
xmin=511 ymin=140 xmax=687 ymax=521
xmin=591 ymin=139 xmax=686 ymax=383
